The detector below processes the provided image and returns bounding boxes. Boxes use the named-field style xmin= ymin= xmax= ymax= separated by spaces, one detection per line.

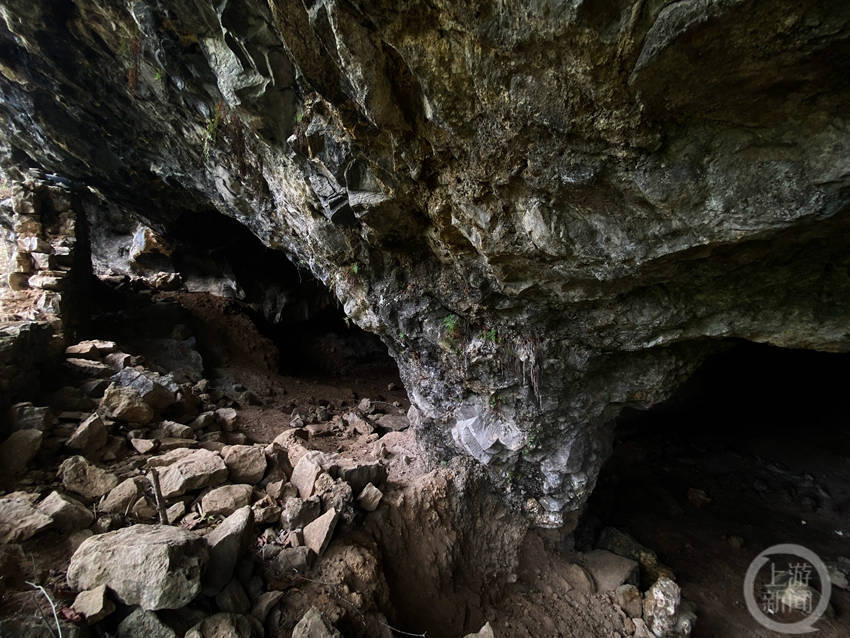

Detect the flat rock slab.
xmin=290 ymin=451 xmax=325 ymax=499
xmin=0 ymin=428 xmax=42 ymax=475
xmin=201 ymin=484 xmax=253 ymax=517
xmin=58 ymin=455 xmax=119 ymax=501
xmin=118 ymin=608 xmax=178 ymax=638
xmin=37 ymin=491 xmax=93 ymax=531
xmin=303 ymin=508 xmax=338 ymax=556
xmin=222 ymin=445 xmax=267 ymax=483
xmin=67 ymin=524 xmax=208 ymax=610
xmin=100 ymin=384 xmax=154 ymax=424
xmin=579 ymin=549 xmax=639 ymax=592
xmin=72 ymin=584 xmax=115 ymax=624
xmin=158 ymin=448 xmax=228 ymax=499
xmin=0 ymin=495 xmax=52 ymax=543
xmin=204 ymin=506 xmax=254 ymax=596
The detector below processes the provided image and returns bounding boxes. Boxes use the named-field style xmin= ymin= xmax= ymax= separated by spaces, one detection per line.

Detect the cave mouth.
xmin=85 ymin=207 xmax=400 ymax=385
xmin=583 ymin=341 xmax=850 ymax=637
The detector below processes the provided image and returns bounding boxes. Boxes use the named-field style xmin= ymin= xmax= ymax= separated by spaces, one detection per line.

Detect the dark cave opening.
xmin=583 ymin=341 xmax=850 ymax=637
xmin=84 ymin=207 xmax=398 ymax=384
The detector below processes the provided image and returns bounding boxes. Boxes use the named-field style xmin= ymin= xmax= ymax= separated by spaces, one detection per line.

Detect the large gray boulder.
xmin=67 ymin=524 xmax=208 ymax=610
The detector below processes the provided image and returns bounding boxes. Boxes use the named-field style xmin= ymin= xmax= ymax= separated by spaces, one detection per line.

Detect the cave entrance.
xmin=583 ymin=341 xmax=850 ymax=636
xmin=84 ymin=207 xmax=408 ymax=439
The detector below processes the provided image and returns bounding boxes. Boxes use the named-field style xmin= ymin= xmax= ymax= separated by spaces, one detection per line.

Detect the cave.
xmin=1 ymin=1 xmax=850 ymax=636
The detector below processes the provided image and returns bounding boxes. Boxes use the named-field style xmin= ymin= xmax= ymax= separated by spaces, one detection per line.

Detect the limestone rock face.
xmin=1 ymin=0 xmax=850 ymax=525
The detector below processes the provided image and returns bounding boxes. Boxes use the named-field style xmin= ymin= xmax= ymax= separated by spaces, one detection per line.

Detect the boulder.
xmin=67 ymin=413 xmax=108 ymax=456
xmin=303 ymin=508 xmax=339 ymax=556
xmin=644 ymin=577 xmax=682 ymax=638
xmin=579 ymin=550 xmax=639 ymax=592
xmin=158 ymin=448 xmax=228 ymax=499
xmin=357 ymin=483 xmax=383 ymax=512
xmin=0 ymin=428 xmax=42 ymax=474
xmin=72 ymin=584 xmax=115 ymax=624
xmin=463 ymin=623 xmax=496 ymax=638
xmin=273 ymin=546 xmax=314 ymax=576
xmin=118 ymin=608 xmax=178 ymax=638
xmin=292 ymin=607 xmax=341 ymax=638
xmin=214 ymin=408 xmax=238 ymax=431
xmin=67 ymin=524 xmax=208 ymax=610
xmin=290 ymin=451 xmax=325 ymax=499
xmin=375 ymin=413 xmax=409 ymax=432
xmin=58 ymin=455 xmax=119 ymax=501
xmin=222 ymin=445 xmax=267 ymax=483
xmin=185 ymin=613 xmax=257 ymax=638
xmin=100 ymin=478 xmax=143 ymax=514
xmin=9 ymin=404 xmax=55 ymax=431
xmin=251 ymin=591 xmax=284 ymax=623
xmin=615 ymin=583 xmax=643 ymax=618
xmin=37 ymin=491 xmax=93 ymax=531
xmin=110 ymin=368 xmax=178 ymax=412
xmin=201 ymin=484 xmax=254 ymax=517
xmin=335 ymin=460 xmax=387 ymax=494
xmin=215 ymin=578 xmax=250 ymax=614
xmin=0 ymin=495 xmax=52 ymax=543
xmin=281 ymin=496 xmax=321 ymax=530
xmin=203 ymin=506 xmax=254 ymax=595
xmin=100 ymin=384 xmax=154 ymax=424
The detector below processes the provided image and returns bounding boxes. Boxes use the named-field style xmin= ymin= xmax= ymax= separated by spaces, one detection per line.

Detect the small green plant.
xmin=203 ymin=102 xmax=226 ymax=159
xmin=154 ymin=68 xmax=164 ymax=82
xmin=351 ymin=263 xmax=359 ymax=275
xmin=484 ymin=327 xmax=499 ymax=343
xmin=523 ymin=425 xmax=542 ymax=453
xmin=443 ymin=313 xmax=458 ymax=335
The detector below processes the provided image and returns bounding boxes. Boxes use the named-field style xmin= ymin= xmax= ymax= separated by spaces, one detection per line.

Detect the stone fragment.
xmin=0 ymin=495 xmax=52 ymax=543
xmin=204 ymin=506 xmax=254 ymax=595
xmin=131 ymin=438 xmax=160 ymax=454
xmin=336 ymin=460 xmax=388 ymax=493
xmin=597 ymin=526 xmax=662 ymax=580
xmin=357 ymin=483 xmax=383 ymax=512
xmin=100 ymin=384 xmax=154 ymax=424
xmin=201 ymin=484 xmax=254 ymax=517
xmin=0 ymin=428 xmax=42 ymax=474
xmin=37 ymin=491 xmax=93 ymax=531
xmin=65 ymin=357 xmax=113 ymax=378
xmin=67 ymin=524 xmax=208 ymax=610
xmin=185 ymin=613 xmax=256 ymax=638
xmin=166 ymin=501 xmax=186 ymax=524
xmin=290 ymin=451 xmax=325 ymax=499
xmin=111 ymin=368 xmax=178 ymax=411
xmin=252 ymin=499 xmax=281 ymax=525
xmin=615 ymin=583 xmax=643 ymax=618
xmin=158 ymin=448 xmax=228 ymax=499
xmin=303 ymin=508 xmax=338 ymax=556
xmin=58 ymin=455 xmax=119 ymax=501
xmin=580 ymin=549 xmax=639 ymax=591
xmin=375 ymin=413 xmax=409 ymax=431
xmin=118 ymin=608 xmax=178 ymax=638
xmin=147 ymin=447 xmax=196 ymax=467
xmin=100 ymin=478 xmax=143 ymax=514
xmin=632 ymin=618 xmax=655 ymax=638
xmin=222 ymin=445 xmax=267 ymax=483
xmin=67 ymin=412 xmax=108 ymax=455
xmin=644 ymin=577 xmax=681 ymax=638
xmin=251 ymin=590 xmax=284 ymax=622
xmin=105 ymin=351 xmax=133 ymax=369
xmin=281 ymin=496 xmax=321 ymax=530
xmin=153 ymin=420 xmax=195 ymax=439
xmin=215 ymin=407 xmax=238 ymax=431
xmin=292 ymin=607 xmax=341 ymax=638
xmin=275 ymin=546 xmax=314 ymax=576
xmin=463 ymin=623 xmax=496 ymax=638
xmin=343 ymin=411 xmax=373 ymax=435
xmin=72 ymin=584 xmax=115 ymax=624
xmin=9 ymin=403 xmax=55 ymax=431
xmin=215 ymin=578 xmax=250 ymax=614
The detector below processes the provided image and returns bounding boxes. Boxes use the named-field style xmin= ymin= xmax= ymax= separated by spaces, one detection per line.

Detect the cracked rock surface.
xmin=1 ymin=0 xmax=849 ymax=525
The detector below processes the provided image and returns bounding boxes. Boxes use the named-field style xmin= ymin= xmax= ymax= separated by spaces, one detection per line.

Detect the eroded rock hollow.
xmin=1 ymin=0 xmax=849 ymax=526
